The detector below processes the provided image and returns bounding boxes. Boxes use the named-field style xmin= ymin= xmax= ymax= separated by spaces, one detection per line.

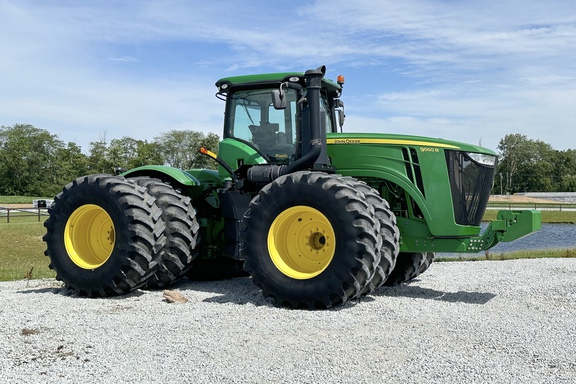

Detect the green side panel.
xmin=218 ymin=138 xmax=268 ymax=178
xmin=121 ymin=165 xmax=199 ymax=186
xmin=326 ymin=132 xmax=540 ymax=254
xmin=327 ymin=132 xmax=481 ymax=237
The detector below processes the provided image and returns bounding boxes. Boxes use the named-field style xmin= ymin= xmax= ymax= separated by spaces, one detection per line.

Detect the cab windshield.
xmin=226 ymin=87 xmax=334 ymax=162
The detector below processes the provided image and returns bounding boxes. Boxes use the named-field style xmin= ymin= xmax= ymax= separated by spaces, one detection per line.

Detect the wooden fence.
xmin=486 ymin=202 xmax=576 ymax=211
xmin=0 ymin=207 xmax=49 ymax=223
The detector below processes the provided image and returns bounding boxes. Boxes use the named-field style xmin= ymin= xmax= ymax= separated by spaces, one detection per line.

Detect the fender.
xmin=121 ymin=165 xmax=200 ymax=187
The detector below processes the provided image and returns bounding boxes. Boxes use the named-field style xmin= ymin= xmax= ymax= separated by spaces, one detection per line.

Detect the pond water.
xmin=438 ymin=223 xmax=576 ymax=258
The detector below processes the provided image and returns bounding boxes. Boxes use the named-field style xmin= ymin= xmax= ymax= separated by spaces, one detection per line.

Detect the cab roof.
xmin=215 ymin=72 xmax=342 ymax=93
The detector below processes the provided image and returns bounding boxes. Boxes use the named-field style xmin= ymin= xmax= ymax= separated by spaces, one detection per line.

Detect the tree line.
xmin=0 ymin=124 xmax=219 ymax=197
xmin=495 ymin=133 xmax=576 ymax=194
xmin=1 ymin=124 xmax=575 ymax=197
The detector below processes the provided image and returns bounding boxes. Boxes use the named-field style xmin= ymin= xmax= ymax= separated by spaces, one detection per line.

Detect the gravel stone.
xmin=1 ymin=258 xmax=575 ymax=383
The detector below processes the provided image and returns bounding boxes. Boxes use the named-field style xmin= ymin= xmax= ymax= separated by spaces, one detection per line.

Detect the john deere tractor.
xmin=43 ymin=66 xmax=540 ymax=309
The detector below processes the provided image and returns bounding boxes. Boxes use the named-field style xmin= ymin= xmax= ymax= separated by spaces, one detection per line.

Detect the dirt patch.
xmin=0 ymin=204 xmax=35 ymax=209
xmin=489 ymin=195 xmax=557 ymax=204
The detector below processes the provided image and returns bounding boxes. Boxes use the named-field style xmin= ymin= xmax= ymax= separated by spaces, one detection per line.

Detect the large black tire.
xmin=43 ymin=175 xmax=166 ymax=297
xmin=345 ymin=180 xmax=400 ymax=294
xmin=383 ymin=252 xmax=427 ymax=286
xmin=410 ymin=252 xmax=435 ymax=280
xmin=241 ymin=171 xmax=380 ymax=309
xmin=130 ymin=177 xmax=200 ymax=288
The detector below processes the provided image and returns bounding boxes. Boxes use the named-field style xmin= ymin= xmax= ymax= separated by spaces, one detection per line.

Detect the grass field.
xmin=0 ymin=222 xmax=55 ymax=281
xmin=0 ymin=196 xmax=52 ymax=204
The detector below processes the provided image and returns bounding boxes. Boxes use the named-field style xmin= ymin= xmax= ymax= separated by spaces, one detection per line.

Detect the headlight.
xmin=465 ymin=152 xmax=497 ymax=166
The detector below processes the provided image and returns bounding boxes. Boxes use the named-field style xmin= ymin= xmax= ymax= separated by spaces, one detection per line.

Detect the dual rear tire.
xmin=43 ymin=174 xmax=199 ymax=297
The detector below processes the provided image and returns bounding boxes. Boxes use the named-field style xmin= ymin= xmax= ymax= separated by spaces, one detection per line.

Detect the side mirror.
xmin=335 ymin=99 xmax=345 ymax=128
xmin=338 ymin=110 xmax=345 ymax=128
xmin=272 ymin=89 xmax=286 ymax=110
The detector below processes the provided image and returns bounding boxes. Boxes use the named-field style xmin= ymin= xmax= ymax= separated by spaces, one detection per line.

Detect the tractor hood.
xmin=327 ymin=132 xmax=497 ymax=156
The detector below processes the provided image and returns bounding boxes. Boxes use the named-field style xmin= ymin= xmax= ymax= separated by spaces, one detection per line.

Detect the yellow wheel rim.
xmin=268 ymin=206 xmax=336 ymax=279
xmin=64 ymin=204 xmax=115 ymax=269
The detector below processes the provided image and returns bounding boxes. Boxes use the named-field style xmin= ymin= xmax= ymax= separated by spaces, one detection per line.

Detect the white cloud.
xmin=108 ymin=56 xmax=139 ymax=63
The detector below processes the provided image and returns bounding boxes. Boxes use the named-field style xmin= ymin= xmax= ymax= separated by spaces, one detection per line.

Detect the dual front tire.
xmin=241 ymin=171 xmax=400 ymax=309
xmin=384 ymin=252 xmax=435 ymax=286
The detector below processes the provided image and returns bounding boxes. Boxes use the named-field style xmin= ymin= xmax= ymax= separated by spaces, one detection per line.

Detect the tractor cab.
xmin=215 ymin=68 xmax=344 ymax=175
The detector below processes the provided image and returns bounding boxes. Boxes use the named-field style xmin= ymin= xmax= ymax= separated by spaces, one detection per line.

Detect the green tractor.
xmin=43 ymin=66 xmax=541 ymax=309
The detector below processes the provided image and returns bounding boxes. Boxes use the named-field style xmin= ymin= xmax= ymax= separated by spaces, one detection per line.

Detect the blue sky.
xmin=1 ymin=0 xmax=575 ymax=153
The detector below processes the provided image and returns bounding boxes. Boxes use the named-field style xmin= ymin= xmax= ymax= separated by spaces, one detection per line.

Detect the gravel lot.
xmin=1 ymin=258 xmax=576 ymax=383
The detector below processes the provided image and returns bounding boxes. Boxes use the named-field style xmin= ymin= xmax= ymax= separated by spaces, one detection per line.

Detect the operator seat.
xmin=249 ymin=123 xmax=294 ymax=160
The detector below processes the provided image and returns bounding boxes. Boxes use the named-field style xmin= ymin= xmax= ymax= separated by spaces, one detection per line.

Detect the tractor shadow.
xmin=16 ymin=287 xmax=59 ymax=295
xmin=16 ymin=285 xmax=149 ymax=299
xmin=172 ymin=277 xmax=497 ymax=307
xmin=172 ymin=277 xmax=364 ymax=311
xmin=14 ymin=278 xmax=496 ymax=307
xmin=372 ymin=280 xmax=497 ymax=305
xmin=172 ymin=276 xmax=273 ymax=307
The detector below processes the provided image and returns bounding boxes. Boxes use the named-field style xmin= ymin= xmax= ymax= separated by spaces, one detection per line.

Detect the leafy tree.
xmin=87 ymin=135 xmax=114 ymax=174
xmin=552 ymin=150 xmax=576 ymax=192
xmin=49 ymin=142 xmax=90 ymax=193
xmin=153 ymin=130 xmax=220 ymax=170
xmin=515 ymin=140 xmax=554 ymax=192
xmin=496 ymin=134 xmax=555 ymax=193
xmin=560 ymin=174 xmax=576 ymax=191
xmin=0 ymin=124 xmax=85 ymax=196
xmin=129 ymin=140 xmax=164 ymax=168
xmin=496 ymin=134 xmax=530 ymax=193
xmin=108 ymin=137 xmax=163 ymax=170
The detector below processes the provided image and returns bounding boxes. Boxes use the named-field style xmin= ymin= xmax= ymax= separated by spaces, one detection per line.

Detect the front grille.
xmin=445 ymin=150 xmax=496 ymax=226
xmin=402 ymin=147 xmax=425 ymax=197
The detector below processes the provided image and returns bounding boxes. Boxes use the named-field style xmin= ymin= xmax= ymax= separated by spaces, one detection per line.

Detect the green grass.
xmin=0 ymin=222 xmax=55 ymax=281
xmin=0 ymin=196 xmax=52 ymax=204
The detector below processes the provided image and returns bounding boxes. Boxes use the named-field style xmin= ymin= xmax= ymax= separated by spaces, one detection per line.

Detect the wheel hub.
xmin=268 ymin=205 xmax=336 ymax=279
xmin=64 ymin=204 xmax=115 ymax=269
xmin=309 ymin=231 xmax=326 ymax=250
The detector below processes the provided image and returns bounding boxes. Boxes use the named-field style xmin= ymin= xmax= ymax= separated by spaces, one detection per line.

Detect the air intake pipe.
xmin=247 ymin=66 xmax=326 ymax=185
